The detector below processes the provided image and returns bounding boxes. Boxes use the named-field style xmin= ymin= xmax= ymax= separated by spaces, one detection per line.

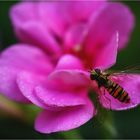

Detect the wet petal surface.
xmin=35 ymin=100 xmax=95 ymax=134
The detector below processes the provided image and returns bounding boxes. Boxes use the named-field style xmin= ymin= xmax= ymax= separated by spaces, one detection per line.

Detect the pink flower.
xmin=0 ymin=1 xmax=137 ymax=133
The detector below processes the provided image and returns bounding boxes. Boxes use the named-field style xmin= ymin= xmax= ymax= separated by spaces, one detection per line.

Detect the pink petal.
xmin=17 ymin=71 xmax=87 ymax=110
xmin=10 ymin=2 xmax=38 ymax=27
xmin=16 ymin=22 xmax=62 ymax=56
xmin=0 ymin=44 xmax=53 ymax=102
xmin=0 ymin=66 xmax=29 ymax=103
xmin=64 ymin=23 xmax=88 ymax=51
xmin=39 ymin=1 xmax=106 ymax=37
xmin=48 ymin=54 xmax=90 ymax=91
xmin=48 ymin=70 xmax=90 ymax=92
xmin=17 ymin=71 xmax=48 ymax=109
xmin=93 ymin=32 xmax=119 ymax=70
xmin=86 ymin=2 xmax=134 ymax=53
xmin=55 ymin=54 xmax=84 ymax=70
xmin=35 ymin=100 xmax=95 ymax=133
xmin=34 ymin=86 xmax=87 ymax=107
xmin=10 ymin=3 xmax=62 ymax=55
xmin=0 ymin=44 xmax=53 ymax=75
xmin=99 ymin=74 xmax=140 ymax=110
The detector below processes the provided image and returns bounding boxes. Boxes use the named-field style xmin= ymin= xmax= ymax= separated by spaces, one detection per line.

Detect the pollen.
xmin=74 ymin=45 xmax=81 ymax=52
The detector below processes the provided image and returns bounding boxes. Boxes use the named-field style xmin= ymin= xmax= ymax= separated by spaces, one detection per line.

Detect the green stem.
xmin=0 ymin=95 xmax=25 ymax=121
xmin=101 ymin=111 xmax=118 ymax=138
xmin=61 ymin=129 xmax=83 ymax=139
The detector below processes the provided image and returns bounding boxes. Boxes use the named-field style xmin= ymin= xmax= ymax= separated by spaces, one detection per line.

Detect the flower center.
xmin=67 ymin=44 xmax=94 ymax=69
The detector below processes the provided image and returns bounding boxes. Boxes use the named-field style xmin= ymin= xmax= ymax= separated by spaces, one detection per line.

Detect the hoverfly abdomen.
xmin=106 ymin=82 xmax=130 ymax=103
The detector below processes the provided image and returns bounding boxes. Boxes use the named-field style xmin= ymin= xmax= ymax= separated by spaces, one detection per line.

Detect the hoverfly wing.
xmin=104 ymin=65 xmax=140 ymax=77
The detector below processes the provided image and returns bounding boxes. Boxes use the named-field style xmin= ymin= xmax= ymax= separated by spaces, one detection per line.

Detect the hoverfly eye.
xmin=90 ymin=74 xmax=97 ymax=80
xmin=95 ymin=69 xmax=101 ymax=74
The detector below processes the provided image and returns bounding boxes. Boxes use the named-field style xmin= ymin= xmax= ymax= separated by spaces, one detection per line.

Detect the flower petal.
xmin=17 ymin=71 xmax=48 ymax=109
xmin=94 ymin=32 xmax=119 ymax=70
xmin=55 ymin=54 xmax=84 ymax=70
xmin=0 ymin=44 xmax=52 ymax=102
xmin=0 ymin=66 xmax=29 ymax=103
xmin=34 ymin=85 xmax=87 ymax=107
xmin=17 ymin=70 xmax=90 ymax=112
xmin=0 ymin=44 xmax=53 ymax=74
xmin=17 ymin=22 xmax=61 ymax=56
xmin=47 ymin=54 xmax=90 ymax=92
xmin=10 ymin=3 xmax=62 ymax=55
xmin=86 ymin=2 xmax=134 ymax=53
xmin=39 ymin=1 xmax=106 ymax=37
xmin=99 ymin=74 xmax=140 ymax=110
xmin=48 ymin=70 xmax=90 ymax=92
xmin=64 ymin=23 xmax=88 ymax=51
xmin=35 ymin=100 xmax=95 ymax=133
xmin=10 ymin=2 xmax=38 ymax=27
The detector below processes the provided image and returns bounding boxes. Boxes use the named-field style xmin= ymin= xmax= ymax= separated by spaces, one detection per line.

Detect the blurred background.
xmin=0 ymin=1 xmax=140 ymax=139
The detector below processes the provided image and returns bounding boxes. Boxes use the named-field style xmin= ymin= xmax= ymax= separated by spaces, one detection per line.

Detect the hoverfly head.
xmin=90 ymin=69 xmax=101 ymax=80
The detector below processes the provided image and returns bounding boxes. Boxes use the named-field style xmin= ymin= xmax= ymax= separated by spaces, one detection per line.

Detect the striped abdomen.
xmin=106 ymin=82 xmax=130 ymax=103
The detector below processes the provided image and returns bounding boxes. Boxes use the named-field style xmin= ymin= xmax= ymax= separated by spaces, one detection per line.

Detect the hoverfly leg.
xmin=101 ymin=88 xmax=112 ymax=110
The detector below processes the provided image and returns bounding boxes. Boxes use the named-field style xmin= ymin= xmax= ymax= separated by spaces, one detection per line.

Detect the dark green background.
xmin=0 ymin=1 xmax=140 ymax=139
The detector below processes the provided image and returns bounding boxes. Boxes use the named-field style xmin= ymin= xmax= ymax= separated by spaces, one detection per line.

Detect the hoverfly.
xmin=90 ymin=68 xmax=131 ymax=103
